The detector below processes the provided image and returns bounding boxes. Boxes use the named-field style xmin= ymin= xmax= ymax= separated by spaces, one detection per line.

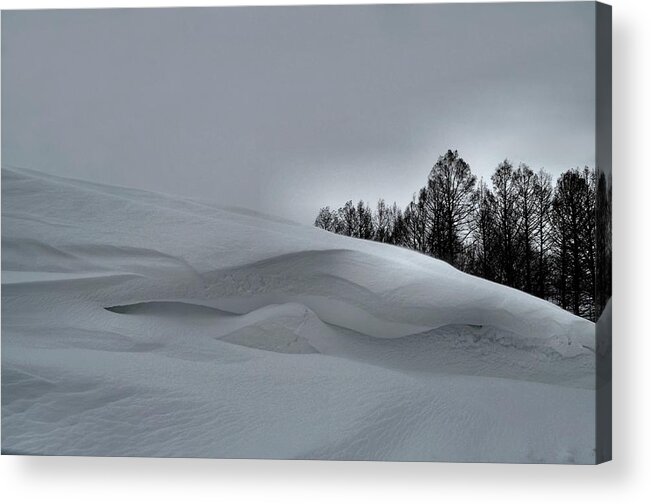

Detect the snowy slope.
xmin=1 ymin=167 xmax=596 ymax=463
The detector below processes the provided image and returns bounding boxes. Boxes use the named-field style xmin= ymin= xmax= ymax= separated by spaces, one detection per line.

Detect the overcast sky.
xmin=2 ymin=3 xmax=596 ymax=224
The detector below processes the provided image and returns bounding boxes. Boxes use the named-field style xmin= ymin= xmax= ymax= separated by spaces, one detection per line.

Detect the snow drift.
xmin=1 ymin=167 xmax=596 ymax=462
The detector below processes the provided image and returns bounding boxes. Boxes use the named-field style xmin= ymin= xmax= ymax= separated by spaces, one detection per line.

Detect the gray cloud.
xmin=2 ymin=3 xmax=595 ymax=223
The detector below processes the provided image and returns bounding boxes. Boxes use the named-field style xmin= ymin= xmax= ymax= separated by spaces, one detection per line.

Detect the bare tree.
xmin=514 ymin=163 xmax=537 ymax=293
xmin=470 ymin=179 xmax=497 ymax=281
xmin=338 ymin=200 xmax=357 ymax=237
xmin=373 ymin=199 xmax=391 ymax=243
xmin=595 ymin=169 xmax=612 ymax=316
xmin=314 ymin=152 xmax=600 ymax=321
xmin=426 ymin=150 xmax=477 ymax=266
xmin=403 ymin=189 xmax=428 ymax=253
xmin=550 ymin=168 xmax=595 ymax=317
xmin=314 ymin=206 xmax=339 ymax=232
xmin=533 ymin=169 xmax=553 ymax=299
xmin=491 ymin=160 xmax=521 ymax=287
xmin=356 ymin=200 xmax=375 ymax=239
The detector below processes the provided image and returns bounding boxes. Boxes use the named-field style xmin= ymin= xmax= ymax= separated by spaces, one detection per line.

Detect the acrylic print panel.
xmin=1 ymin=2 xmax=611 ymax=463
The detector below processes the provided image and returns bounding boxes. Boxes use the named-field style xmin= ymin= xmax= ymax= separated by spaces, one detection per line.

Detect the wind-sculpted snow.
xmin=1 ymin=167 xmax=597 ymax=462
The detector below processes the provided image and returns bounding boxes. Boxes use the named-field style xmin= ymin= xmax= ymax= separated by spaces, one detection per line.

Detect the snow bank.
xmin=1 ymin=167 xmax=597 ymax=462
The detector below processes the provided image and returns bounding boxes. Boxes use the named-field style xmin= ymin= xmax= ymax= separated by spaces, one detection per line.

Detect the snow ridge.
xmin=1 ymin=167 xmax=596 ymax=463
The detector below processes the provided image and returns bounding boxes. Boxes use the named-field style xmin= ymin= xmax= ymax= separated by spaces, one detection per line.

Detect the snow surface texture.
xmin=1 ymin=167 xmax=597 ymax=463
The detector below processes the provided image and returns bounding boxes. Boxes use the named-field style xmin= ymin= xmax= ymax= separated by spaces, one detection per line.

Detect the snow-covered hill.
xmin=1 ymin=167 xmax=596 ymax=463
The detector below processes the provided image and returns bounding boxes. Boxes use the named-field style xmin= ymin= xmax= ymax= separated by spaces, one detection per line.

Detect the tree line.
xmin=314 ymin=150 xmax=611 ymax=321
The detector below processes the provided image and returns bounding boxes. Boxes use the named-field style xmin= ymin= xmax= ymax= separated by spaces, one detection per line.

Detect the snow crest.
xmin=1 ymin=167 xmax=596 ymax=463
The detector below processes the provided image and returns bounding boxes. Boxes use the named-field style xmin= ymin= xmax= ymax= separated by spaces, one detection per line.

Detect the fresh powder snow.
xmin=1 ymin=167 xmax=596 ymax=463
